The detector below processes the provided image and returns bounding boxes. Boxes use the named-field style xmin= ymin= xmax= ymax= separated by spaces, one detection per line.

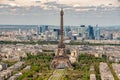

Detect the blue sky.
xmin=0 ymin=0 xmax=120 ymax=26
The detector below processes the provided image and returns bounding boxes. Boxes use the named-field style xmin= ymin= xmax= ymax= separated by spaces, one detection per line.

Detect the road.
xmin=49 ymin=69 xmax=65 ymax=80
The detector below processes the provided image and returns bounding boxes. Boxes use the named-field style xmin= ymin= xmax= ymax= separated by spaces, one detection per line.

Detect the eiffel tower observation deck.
xmin=51 ymin=9 xmax=72 ymax=69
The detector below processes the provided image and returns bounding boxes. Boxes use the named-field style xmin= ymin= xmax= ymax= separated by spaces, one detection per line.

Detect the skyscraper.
xmin=65 ymin=26 xmax=71 ymax=37
xmin=80 ymin=25 xmax=88 ymax=39
xmin=53 ymin=29 xmax=60 ymax=40
xmin=18 ymin=28 xmax=21 ymax=35
xmin=45 ymin=25 xmax=48 ymax=31
xmin=37 ymin=26 xmax=43 ymax=34
xmin=37 ymin=25 xmax=49 ymax=34
xmin=88 ymin=25 xmax=95 ymax=39
xmin=95 ymin=26 xmax=100 ymax=40
xmin=109 ymin=33 xmax=113 ymax=40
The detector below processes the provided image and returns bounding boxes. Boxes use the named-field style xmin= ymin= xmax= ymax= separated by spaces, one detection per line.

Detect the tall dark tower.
xmin=57 ymin=8 xmax=66 ymax=56
xmin=58 ymin=9 xmax=65 ymax=48
xmin=51 ymin=9 xmax=72 ymax=69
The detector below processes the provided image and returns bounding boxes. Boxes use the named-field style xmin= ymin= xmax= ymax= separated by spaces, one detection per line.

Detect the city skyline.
xmin=0 ymin=1 xmax=120 ymax=79
xmin=0 ymin=0 xmax=120 ymax=26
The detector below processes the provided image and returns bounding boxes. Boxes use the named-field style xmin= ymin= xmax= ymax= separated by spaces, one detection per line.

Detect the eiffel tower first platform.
xmin=51 ymin=9 xmax=72 ymax=69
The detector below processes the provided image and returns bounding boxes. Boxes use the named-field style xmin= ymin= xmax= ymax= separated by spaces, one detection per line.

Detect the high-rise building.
xmin=38 ymin=25 xmax=49 ymax=34
xmin=109 ymin=33 xmax=113 ymax=40
xmin=67 ymin=31 xmax=72 ymax=39
xmin=53 ymin=29 xmax=60 ymax=40
xmin=37 ymin=26 xmax=42 ymax=34
xmin=18 ymin=28 xmax=21 ymax=35
xmin=65 ymin=26 xmax=71 ymax=36
xmin=88 ymin=25 xmax=95 ymax=39
xmin=40 ymin=26 xmax=44 ymax=33
xmin=45 ymin=25 xmax=49 ymax=31
xmin=80 ymin=25 xmax=88 ymax=39
xmin=95 ymin=26 xmax=100 ymax=40
xmin=78 ymin=27 xmax=82 ymax=37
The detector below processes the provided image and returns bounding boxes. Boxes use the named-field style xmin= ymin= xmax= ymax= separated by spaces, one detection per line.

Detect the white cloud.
xmin=0 ymin=0 xmax=120 ymax=12
xmin=1 ymin=0 xmax=120 ymax=7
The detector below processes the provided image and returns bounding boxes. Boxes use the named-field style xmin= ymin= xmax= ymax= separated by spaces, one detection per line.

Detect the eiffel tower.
xmin=51 ymin=9 xmax=72 ymax=69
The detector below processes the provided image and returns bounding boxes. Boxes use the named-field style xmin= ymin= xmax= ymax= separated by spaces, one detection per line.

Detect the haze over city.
xmin=0 ymin=0 xmax=120 ymax=26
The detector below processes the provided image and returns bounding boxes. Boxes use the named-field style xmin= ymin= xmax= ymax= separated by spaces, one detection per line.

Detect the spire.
xmin=60 ymin=8 xmax=64 ymax=16
xmin=58 ymin=8 xmax=65 ymax=48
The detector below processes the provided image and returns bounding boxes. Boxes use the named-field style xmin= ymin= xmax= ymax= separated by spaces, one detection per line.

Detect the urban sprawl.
xmin=0 ymin=25 xmax=120 ymax=80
